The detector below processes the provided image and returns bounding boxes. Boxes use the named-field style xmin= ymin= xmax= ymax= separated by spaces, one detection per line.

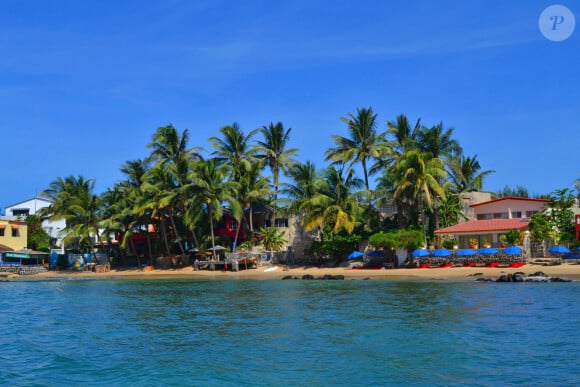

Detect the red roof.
xmin=435 ymin=218 xmax=529 ymax=234
xmin=470 ymin=196 xmax=549 ymax=208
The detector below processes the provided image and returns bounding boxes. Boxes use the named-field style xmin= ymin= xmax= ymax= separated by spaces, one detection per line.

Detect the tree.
xmin=40 ymin=175 xmax=102 ymax=255
xmin=548 ymin=188 xmax=576 ymax=243
xmin=447 ymin=154 xmax=495 ymax=193
xmin=528 ymin=213 xmax=552 ymax=242
xmin=279 ymin=160 xmax=320 ymax=215
xmin=255 ymin=121 xmax=299 ymax=207
xmin=300 ymin=166 xmax=365 ymax=235
xmin=497 ymin=185 xmax=529 ymax=198
xmin=325 ymin=107 xmax=386 ymax=191
xmin=393 ymin=150 xmax=447 ymax=244
xmin=209 ymin=122 xmax=258 ymax=180
xmin=26 ymin=214 xmax=50 ymax=251
xmin=187 ymin=158 xmax=241 ymax=257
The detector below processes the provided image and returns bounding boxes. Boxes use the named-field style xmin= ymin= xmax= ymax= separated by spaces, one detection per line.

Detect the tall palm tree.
xmin=279 ymin=160 xmax=320 ymax=215
xmin=40 ymin=175 xmax=101 ymax=255
xmin=447 ymin=153 xmax=495 ymax=193
xmin=416 ymin=122 xmax=462 ymax=162
xmin=325 ymin=107 xmax=385 ymax=191
xmin=300 ymin=166 xmax=365 ymax=235
xmin=187 ymin=158 xmax=241 ymax=257
xmin=393 ymin=150 xmax=447 ymax=244
xmin=234 ymin=161 xmax=270 ymax=247
xmin=254 ymin=122 xmax=299 ymax=209
xmin=147 ymin=124 xmax=202 ymax=186
xmin=209 ymin=122 xmax=258 ymax=180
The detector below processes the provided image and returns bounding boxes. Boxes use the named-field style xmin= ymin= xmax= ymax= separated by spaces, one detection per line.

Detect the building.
xmin=0 ymin=217 xmax=28 ymax=251
xmin=4 ymin=197 xmax=66 ymax=252
xmin=435 ymin=196 xmax=550 ymax=248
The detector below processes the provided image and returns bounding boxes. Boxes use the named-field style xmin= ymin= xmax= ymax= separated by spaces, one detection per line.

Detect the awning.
xmin=0 ymin=225 xmax=6 ymax=229
xmin=11 ymin=225 xmax=20 ymax=230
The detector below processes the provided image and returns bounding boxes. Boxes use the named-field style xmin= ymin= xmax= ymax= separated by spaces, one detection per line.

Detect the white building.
xmin=4 ymin=197 xmax=66 ymax=253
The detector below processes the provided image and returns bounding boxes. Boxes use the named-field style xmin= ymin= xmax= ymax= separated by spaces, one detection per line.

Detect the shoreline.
xmin=12 ymin=262 xmax=580 ymax=282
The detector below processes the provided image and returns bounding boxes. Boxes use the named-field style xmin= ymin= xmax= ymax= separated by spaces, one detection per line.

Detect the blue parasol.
xmin=549 ymin=245 xmax=571 ymax=254
xmin=412 ymin=248 xmax=430 ymax=257
xmin=347 ymin=251 xmax=364 ymax=260
xmin=456 ymin=249 xmax=477 ymax=256
xmin=503 ymin=245 xmax=522 ymax=255
xmin=432 ymin=248 xmax=452 ymax=257
xmin=478 ymin=247 xmax=499 ymax=255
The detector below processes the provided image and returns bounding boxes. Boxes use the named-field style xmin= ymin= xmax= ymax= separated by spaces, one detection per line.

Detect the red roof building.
xmin=435 ymin=196 xmax=549 ymax=248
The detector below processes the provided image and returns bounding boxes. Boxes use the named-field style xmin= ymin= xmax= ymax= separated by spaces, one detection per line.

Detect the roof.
xmin=470 ymin=196 xmax=549 ymax=208
xmin=5 ymin=197 xmax=53 ymax=209
xmin=0 ymin=244 xmax=13 ymax=252
xmin=435 ymin=218 xmax=529 ymax=234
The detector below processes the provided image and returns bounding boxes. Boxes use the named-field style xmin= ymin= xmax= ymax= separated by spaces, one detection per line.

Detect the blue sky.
xmin=1 ymin=0 xmax=578 ymax=210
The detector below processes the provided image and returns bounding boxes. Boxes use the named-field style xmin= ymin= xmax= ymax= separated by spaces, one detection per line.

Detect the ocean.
xmin=1 ymin=278 xmax=579 ymax=386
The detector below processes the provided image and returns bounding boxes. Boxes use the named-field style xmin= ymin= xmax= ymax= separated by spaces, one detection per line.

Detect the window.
xmin=274 ymin=218 xmax=289 ymax=228
xmin=477 ymin=214 xmax=493 ymax=220
xmin=228 ymin=220 xmax=237 ymax=230
xmin=0 ymin=228 xmax=4 ymax=237
xmin=493 ymin=213 xmax=508 ymax=219
xmin=12 ymin=228 xmax=20 ymax=237
xmin=511 ymin=211 xmax=522 ymax=218
xmin=11 ymin=209 xmax=29 ymax=217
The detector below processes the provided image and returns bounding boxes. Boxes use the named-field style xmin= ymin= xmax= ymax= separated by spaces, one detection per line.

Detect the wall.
xmin=0 ymin=219 xmax=28 ymax=251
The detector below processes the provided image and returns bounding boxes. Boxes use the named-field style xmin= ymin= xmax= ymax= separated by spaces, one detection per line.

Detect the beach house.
xmin=435 ymin=196 xmax=550 ymax=248
xmin=0 ymin=217 xmax=28 ymax=252
xmin=4 ymin=197 xmax=66 ymax=253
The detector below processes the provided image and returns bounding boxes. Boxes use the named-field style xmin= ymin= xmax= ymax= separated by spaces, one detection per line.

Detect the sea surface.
xmin=1 ymin=277 xmax=579 ymax=386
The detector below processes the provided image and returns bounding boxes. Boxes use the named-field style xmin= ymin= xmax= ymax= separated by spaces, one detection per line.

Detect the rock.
xmin=302 ymin=274 xmax=315 ymax=280
xmin=496 ymin=275 xmax=509 ymax=282
xmin=282 ymin=275 xmax=295 ymax=280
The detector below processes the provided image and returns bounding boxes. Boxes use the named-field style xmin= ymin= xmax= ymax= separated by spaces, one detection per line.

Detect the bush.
xmin=369 ymin=228 xmax=423 ymax=250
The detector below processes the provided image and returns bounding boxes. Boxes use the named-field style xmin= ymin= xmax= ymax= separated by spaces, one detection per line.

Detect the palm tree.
xmin=393 ymin=150 xmax=447 ymax=244
xmin=416 ymin=122 xmax=462 ymax=161
xmin=325 ymin=107 xmax=385 ymax=191
xmin=254 ymin=122 xmax=299 ymax=209
xmin=187 ymin=158 xmax=242 ymax=257
xmin=147 ymin=124 xmax=202 ymax=186
xmin=279 ymin=160 xmax=320 ymax=215
xmin=209 ymin=122 xmax=258 ymax=180
xmin=40 ymin=175 xmax=101 ymax=255
xmin=300 ymin=166 xmax=365 ymax=235
xmin=447 ymin=153 xmax=495 ymax=193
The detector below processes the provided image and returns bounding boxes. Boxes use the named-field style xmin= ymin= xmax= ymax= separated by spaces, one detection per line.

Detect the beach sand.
xmin=21 ymin=261 xmax=580 ymax=282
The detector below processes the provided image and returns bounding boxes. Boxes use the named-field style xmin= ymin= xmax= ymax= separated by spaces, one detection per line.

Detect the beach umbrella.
xmin=208 ymin=245 xmax=226 ymax=251
xmin=503 ymin=245 xmax=522 ymax=255
xmin=367 ymin=250 xmax=384 ymax=257
xmin=347 ymin=251 xmax=364 ymax=260
xmin=456 ymin=249 xmax=477 ymax=256
xmin=549 ymin=245 xmax=571 ymax=254
xmin=432 ymin=248 xmax=452 ymax=257
xmin=478 ymin=247 xmax=499 ymax=255
xmin=412 ymin=249 xmax=430 ymax=258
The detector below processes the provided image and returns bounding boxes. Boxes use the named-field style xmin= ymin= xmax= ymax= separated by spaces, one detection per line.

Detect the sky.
xmin=1 ymin=0 xmax=578 ymax=210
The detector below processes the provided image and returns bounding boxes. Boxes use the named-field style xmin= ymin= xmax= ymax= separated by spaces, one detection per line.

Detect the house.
xmin=0 ymin=217 xmax=28 ymax=252
xmin=5 ymin=197 xmax=66 ymax=253
xmin=435 ymin=196 xmax=550 ymax=248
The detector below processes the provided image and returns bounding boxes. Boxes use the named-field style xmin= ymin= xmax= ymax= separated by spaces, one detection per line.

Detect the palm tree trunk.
xmin=208 ymin=206 xmax=217 ymax=260
xmin=161 ymin=218 xmax=171 ymax=256
xmin=170 ymin=211 xmax=185 ymax=254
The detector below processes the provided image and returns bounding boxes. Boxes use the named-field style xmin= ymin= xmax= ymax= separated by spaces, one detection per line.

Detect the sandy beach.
xmin=16 ymin=261 xmax=580 ymax=282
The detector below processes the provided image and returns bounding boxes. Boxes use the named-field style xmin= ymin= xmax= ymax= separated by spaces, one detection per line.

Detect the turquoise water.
xmin=1 ymin=278 xmax=579 ymax=386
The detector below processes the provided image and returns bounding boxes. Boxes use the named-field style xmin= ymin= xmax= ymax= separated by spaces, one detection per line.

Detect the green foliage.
xmin=441 ymin=237 xmax=457 ymax=249
xmin=496 ymin=185 xmax=529 ymax=198
xmin=311 ymin=232 xmax=361 ymax=259
xmin=548 ymin=188 xmax=575 ymax=243
xmin=26 ymin=214 xmax=51 ymax=251
xmin=256 ymin=227 xmax=287 ymax=252
xmin=504 ymin=229 xmax=521 ymax=245
xmin=369 ymin=228 xmax=423 ymax=250
xmin=528 ymin=213 xmax=552 ymax=242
